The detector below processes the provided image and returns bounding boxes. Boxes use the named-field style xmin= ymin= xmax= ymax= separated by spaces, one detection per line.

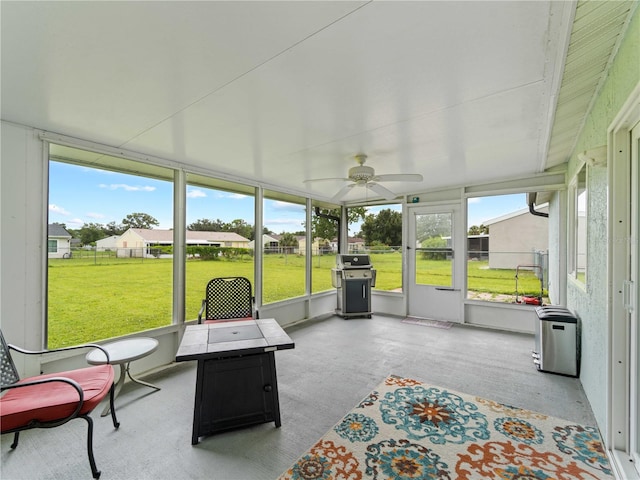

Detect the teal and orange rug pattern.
xmin=278 ymin=375 xmax=612 ymax=480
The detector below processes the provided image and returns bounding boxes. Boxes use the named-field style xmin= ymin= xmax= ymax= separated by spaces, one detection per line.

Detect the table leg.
xmin=100 ymin=362 xmax=161 ymax=417
xmin=267 ymin=352 xmax=282 ymax=428
xmin=125 ymin=363 xmax=161 ymax=391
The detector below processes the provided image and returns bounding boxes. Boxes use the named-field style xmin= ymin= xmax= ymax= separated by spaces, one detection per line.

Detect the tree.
xmin=360 ymin=209 xmax=402 ymax=246
xmin=421 ymin=236 xmax=448 ymax=260
xmin=415 ymin=213 xmax=451 ymax=242
xmin=226 ymin=219 xmax=254 ymax=241
xmin=278 ymin=232 xmax=298 ymax=254
xmin=468 ymin=224 xmax=489 ymax=235
xmin=77 ymin=223 xmax=107 ymax=245
xmin=122 ymin=212 xmax=159 ymax=230
xmin=188 ymin=218 xmax=225 ymax=231
xmin=310 ymin=207 xmax=366 ymax=241
xmin=103 ymin=221 xmax=125 ymax=236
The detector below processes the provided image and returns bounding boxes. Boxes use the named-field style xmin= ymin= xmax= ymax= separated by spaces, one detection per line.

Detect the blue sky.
xmin=49 ymin=161 xmax=527 ymax=235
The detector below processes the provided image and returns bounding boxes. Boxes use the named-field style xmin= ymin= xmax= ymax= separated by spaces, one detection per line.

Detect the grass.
xmin=47 ymin=253 xmax=545 ymax=347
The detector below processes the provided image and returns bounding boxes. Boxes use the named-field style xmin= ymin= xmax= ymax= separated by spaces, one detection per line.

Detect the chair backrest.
xmin=0 ymin=330 xmax=20 ymax=387
xmin=204 ymin=277 xmax=253 ymax=321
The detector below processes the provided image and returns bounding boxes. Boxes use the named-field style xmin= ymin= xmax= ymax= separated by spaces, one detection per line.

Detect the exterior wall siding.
xmin=47 ymin=238 xmax=71 ymax=258
xmin=488 ymin=212 xmax=549 ymax=270
xmin=565 ymin=8 xmax=639 ymax=436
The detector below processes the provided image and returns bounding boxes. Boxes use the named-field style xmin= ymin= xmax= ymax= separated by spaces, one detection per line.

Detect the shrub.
xmin=421 ymin=237 xmax=448 ymax=260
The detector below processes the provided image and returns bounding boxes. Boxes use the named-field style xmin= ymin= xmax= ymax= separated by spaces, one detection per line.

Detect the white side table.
xmin=86 ymin=337 xmax=161 ymax=416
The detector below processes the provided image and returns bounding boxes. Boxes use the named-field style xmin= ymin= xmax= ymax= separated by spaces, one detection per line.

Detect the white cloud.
xmin=467 ymin=197 xmax=481 ymax=204
xmin=187 ymin=189 xmax=207 ymax=198
xmin=67 ymin=218 xmax=84 ymax=228
xmin=270 ymin=200 xmax=304 ymax=212
xmin=49 ymin=204 xmax=70 ymax=215
xmin=212 ymin=192 xmax=247 ymax=200
xmin=264 ymin=218 xmax=304 ymax=233
xmin=99 ymin=183 xmax=156 ymax=192
xmin=86 ymin=212 xmax=105 ymax=219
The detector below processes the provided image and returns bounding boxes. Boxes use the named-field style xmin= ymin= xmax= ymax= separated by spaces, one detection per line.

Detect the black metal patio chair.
xmin=0 ymin=330 xmax=120 ymax=479
xmin=198 ymin=276 xmax=257 ymax=323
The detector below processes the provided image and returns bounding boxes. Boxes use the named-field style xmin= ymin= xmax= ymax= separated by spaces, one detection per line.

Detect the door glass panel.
xmin=415 ymin=213 xmax=452 ymax=287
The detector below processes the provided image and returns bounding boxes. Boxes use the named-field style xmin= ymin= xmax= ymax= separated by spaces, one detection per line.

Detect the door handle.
xmin=623 ymin=280 xmax=634 ymax=312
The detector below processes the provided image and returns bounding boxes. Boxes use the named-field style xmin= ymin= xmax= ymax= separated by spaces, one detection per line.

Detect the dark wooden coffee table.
xmin=176 ymin=318 xmax=294 ymax=444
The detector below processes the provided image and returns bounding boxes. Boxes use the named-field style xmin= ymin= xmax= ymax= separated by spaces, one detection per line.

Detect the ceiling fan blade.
xmin=366 ymin=182 xmax=398 ymax=201
xmin=330 ymin=183 xmax=355 ymax=202
xmin=373 ymin=173 xmax=423 ymax=182
xmin=303 ymin=177 xmax=350 ymax=183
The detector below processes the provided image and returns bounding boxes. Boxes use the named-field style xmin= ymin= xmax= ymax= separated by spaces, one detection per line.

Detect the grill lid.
xmin=336 ymin=254 xmax=372 ymax=269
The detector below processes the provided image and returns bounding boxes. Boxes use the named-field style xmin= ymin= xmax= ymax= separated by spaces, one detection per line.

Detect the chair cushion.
xmin=1 ymin=365 xmax=114 ymax=432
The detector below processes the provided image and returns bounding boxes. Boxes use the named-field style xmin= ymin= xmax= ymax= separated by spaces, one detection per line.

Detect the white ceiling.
xmin=0 ymin=1 xmax=625 ymax=203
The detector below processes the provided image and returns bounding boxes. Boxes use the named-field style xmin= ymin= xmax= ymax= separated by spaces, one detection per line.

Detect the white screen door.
xmin=407 ymin=204 xmax=463 ymax=322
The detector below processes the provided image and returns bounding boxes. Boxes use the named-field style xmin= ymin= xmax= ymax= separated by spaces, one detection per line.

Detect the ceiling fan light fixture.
xmin=304 ymin=152 xmax=422 ymax=201
xmin=348 ymin=165 xmax=375 ymax=182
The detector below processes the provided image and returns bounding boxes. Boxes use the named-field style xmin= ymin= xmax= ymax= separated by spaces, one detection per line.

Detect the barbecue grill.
xmin=331 ymin=254 xmax=376 ymax=318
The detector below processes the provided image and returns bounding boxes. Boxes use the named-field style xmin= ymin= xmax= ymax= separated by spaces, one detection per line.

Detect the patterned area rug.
xmin=278 ymin=375 xmax=612 ymax=480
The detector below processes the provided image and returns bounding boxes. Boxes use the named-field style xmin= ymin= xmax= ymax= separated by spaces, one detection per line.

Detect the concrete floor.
xmin=0 ymin=314 xmax=594 ymax=480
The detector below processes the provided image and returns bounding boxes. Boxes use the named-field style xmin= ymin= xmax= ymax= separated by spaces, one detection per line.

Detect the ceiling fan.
xmin=304 ymin=154 xmax=423 ymax=202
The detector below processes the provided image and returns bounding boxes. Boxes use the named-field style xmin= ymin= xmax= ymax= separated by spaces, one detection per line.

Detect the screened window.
xmin=48 ymin=239 xmax=57 ymax=253
xmin=185 ymin=174 xmax=255 ymax=320
xmin=47 ymin=145 xmax=174 ymax=348
xmin=466 ymin=193 xmax=548 ymax=303
xmin=263 ymin=191 xmax=306 ymax=303
xmin=311 ymin=203 xmax=340 ymax=294
xmin=351 ymin=204 xmax=402 ymax=292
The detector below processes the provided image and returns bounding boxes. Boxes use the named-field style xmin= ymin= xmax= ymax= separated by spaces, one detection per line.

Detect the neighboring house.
xmin=95 ymin=235 xmax=119 ymax=251
xmin=294 ymin=236 xmax=330 ymax=255
xmin=116 ymin=228 xmax=250 ymax=258
xmin=484 ymin=206 xmax=549 ymax=270
xmin=47 ymin=224 xmax=72 ymax=259
xmin=266 ymin=234 xmax=298 ymax=254
xmin=249 ymin=234 xmax=332 ymax=255
xmin=439 ymin=235 xmax=490 ymax=260
xmin=346 ymin=237 xmax=366 ymax=253
xmin=248 ymin=234 xmax=279 ymax=252
xmin=467 ymin=234 xmax=489 ymax=260
xmin=330 ymin=236 xmax=366 ymax=253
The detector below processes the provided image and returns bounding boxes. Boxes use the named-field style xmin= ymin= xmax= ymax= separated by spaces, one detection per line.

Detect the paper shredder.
xmin=532 ymin=306 xmax=580 ymax=377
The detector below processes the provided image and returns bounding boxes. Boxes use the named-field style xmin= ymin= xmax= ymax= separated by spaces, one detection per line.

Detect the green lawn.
xmin=47 ymin=254 xmax=545 ymax=347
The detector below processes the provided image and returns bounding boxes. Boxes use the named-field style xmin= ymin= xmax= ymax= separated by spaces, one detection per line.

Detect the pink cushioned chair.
xmin=198 ymin=276 xmax=257 ymax=323
xmin=0 ymin=330 xmax=119 ymax=479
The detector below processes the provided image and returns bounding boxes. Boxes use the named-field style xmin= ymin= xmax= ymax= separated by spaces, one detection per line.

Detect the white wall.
xmin=566 ymin=162 xmax=609 ymax=431
xmin=1 ymin=122 xmax=47 ymax=375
